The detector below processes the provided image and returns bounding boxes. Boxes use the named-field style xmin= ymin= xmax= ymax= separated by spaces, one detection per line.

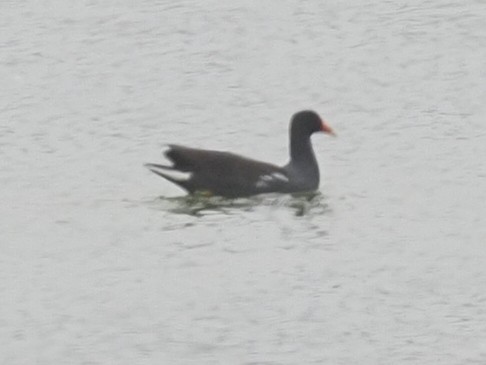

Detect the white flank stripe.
xmin=270 ymin=172 xmax=288 ymax=182
xmin=255 ymin=172 xmax=289 ymax=188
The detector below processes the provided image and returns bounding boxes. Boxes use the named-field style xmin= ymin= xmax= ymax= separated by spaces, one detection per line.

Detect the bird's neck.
xmin=286 ymin=134 xmax=320 ymax=190
xmin=290 ymin=134 xmax=317 ymax=165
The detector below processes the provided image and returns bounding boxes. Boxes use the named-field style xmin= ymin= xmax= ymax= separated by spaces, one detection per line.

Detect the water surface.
xmin=1 ymin=1 xmax=486 ymax=364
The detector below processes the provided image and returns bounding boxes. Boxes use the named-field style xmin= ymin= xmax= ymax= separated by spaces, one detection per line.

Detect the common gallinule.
xmin=145 ymin=110 xmax=335 ymax=197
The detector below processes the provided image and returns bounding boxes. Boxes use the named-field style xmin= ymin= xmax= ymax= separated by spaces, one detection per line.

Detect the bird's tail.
xmin=144 ymin=163 xmax=192 ymax=187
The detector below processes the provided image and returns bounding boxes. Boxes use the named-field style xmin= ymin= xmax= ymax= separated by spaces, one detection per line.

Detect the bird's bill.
xmin=321 ymin=120 xmax=336 ymax=136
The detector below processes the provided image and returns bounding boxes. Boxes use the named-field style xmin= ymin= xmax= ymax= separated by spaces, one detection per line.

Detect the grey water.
xmin=1 ymin=1 xmax=486 ymax=364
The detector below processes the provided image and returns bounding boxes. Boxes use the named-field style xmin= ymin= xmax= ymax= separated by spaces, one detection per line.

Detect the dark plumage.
xmin=145 ymin=110 xmax=335 ymax=197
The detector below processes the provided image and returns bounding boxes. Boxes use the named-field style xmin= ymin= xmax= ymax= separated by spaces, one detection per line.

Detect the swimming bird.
xmin=145 ymin=110 xmax=335 ymax=198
